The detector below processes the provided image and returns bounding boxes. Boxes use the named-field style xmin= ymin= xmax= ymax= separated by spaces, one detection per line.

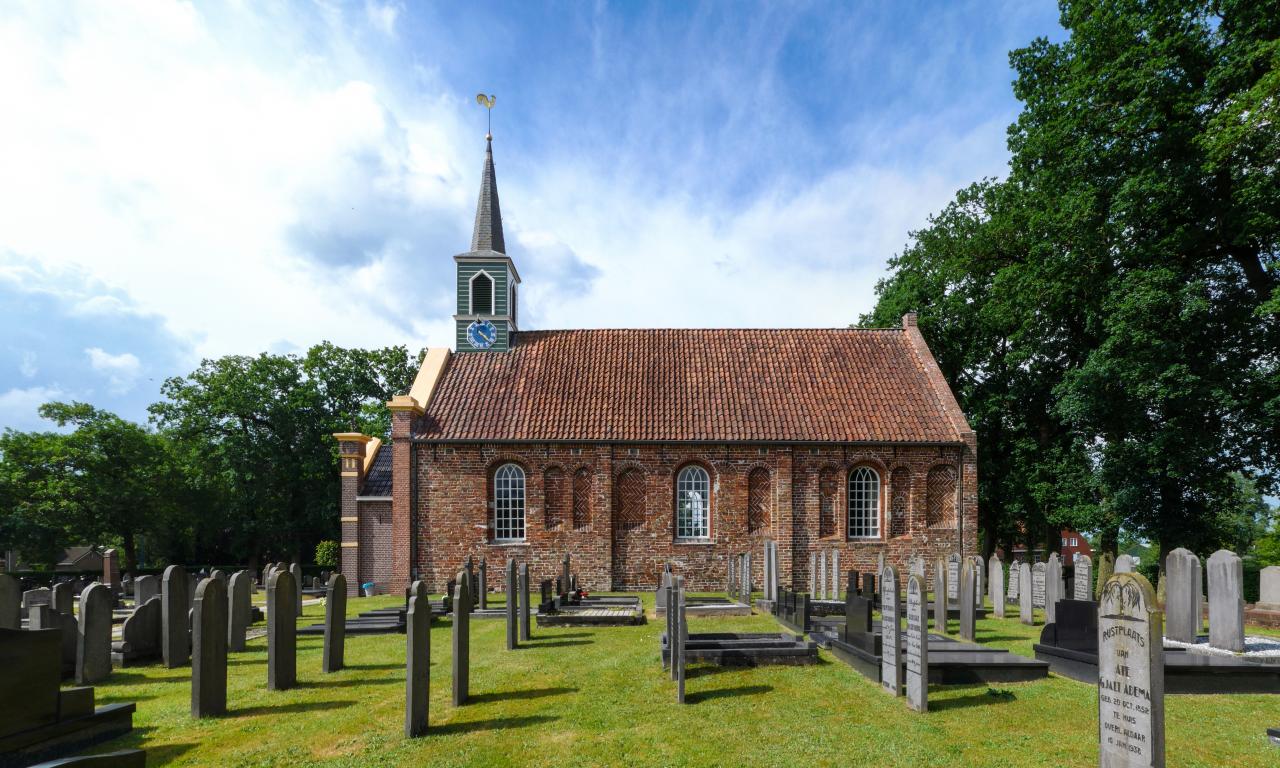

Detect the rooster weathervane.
xmin=476 ymin=93 xmax=495 ymax=138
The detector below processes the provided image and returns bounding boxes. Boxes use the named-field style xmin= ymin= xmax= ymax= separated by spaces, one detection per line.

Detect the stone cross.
xmin=1074 ymin=554 xmax=1093 ymax=601
xmin=452 ymin=569 xmax=471 ymax=706
xmin=1164 ymin=548 xmax=1199 ymax=643
xmin=227 ymin=571 xmax=251 ymax=653
xmin=1019 ymin=561 xmax=1033 ymax=625
xmin=958 ymin=560 xmax=976 ymax=642
xmin=76 ymin=582 xmax=112 ymax=685
xmin=933 ymin=558 xmax=948 ymax=634
xmin=405 ymin=583 xmax=430 ymax=737
xmin=1097 ymin=571 xmax=1164 ymax=767
xmin=267 ymin=568 xmax=297 ymax=691
xmin=191 ymin=577 xmax=228 ymax=717
xmin=162 ymin=565 xmax=189 ymax=669
xmin=505 ymin=559 xmax=518 ymax=650
xmin=0 ymin=573 xmax=19 ymax=630
xmin=323 ymin=573 xmax=347 ymax=673
xmin=989 ymin=555 xmax=1005 ymax=619
xmin=1046 ymin=553 xmax=1062 ymax=625
xmin=289 ymin=563 xmax=303 ymax=618
xmin=478 ymin=559 xmax=488 ymax=610
xmin=1207 ymin=549 xmax=1244 ymax=652
xmin=519 ymin=563 xmax=531 ymax=642
xmin=880 ymin=565 xmax=901 ymax=697
xmin=905 ymin=573 xmax=928 ymax=712
xmin=1115 ymin=554 xmax=1135 ymax=574
xmin=1260 ymin=565 xmax=1280 ymax=609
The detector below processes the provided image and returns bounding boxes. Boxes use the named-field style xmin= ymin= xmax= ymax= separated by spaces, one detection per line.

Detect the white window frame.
xmin=469 ymin=270 xmax=495 ymax=315
xmin=846 ymin=466 xmax=881 ymax=540
xmin=493 ymin=463 xmax=525 ymax=542
xmin=675 ymin=465 xmax=711 ymax=540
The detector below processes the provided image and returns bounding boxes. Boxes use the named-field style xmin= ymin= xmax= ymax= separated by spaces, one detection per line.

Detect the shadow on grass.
xmin=229 ymin=699 xmax=355 ymax=717
xmin=928 ymin=688 xmax=1018 ymax=711
xmin=344 ymin=662 xmax=405 ymax=671
xmin=518 ymin=640 xmax=592 ymax=649
xmin=430 ymin=714 xmax=558 ymax=735
xmin=526 ymin=632 xmax=593 ymax=640
xmin=686 ymin=665 xmax=739 ymax=679
xmin=684 ymin=685 xmax=772 ymax=704
xmin=977 ymin=634 xmax=1027 ymax=642
xmin=295 ymin=677 xmax=401 ymax=689
xmin=102 ymin=729 xmax=197 ymax=765
xmin=466 ymin=686 xmax=578 ymax=704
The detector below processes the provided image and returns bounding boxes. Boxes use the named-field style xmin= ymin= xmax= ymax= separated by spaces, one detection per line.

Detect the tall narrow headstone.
xmin=519 ymin=563 xmax=531 ymax=641
xmin=946 ymin=553 xmax=960 ymax=604
xmin=267 ymin=568 xmax=297 ymax=691
xmin=675 ymin=576 xmax=687 ymax=704
xmin=1260 ymin=566 xmax=1280 ymax=609
xmin=478 ymin=559 xmax=488 ymax=610
xmin=289 ymin=563 xmax=303 ymax=617
xmin=452 ymin=569 xmax=470 ymax=706
xmin=664 ymin=573 xmax=676 ymax=679
xmin=161 ymin=565 xmax=189 ymax=668
xmin=52 ymin=582 xmax=74 ymax=615
xmin=989 ymin=555 xmax=1005 ymax=619
xmin=1207 ymin=549 xmax=1244 ymax=653
xmin=560 ymin=554 xmax=571 ymax=597
xmin=323 ymin=573 xmax=347 ymax=673
xmin=973 ymin=555 xmax=985 ymax=608
xmin=1192 ymin=555 xmax=1204 ymax=635
xmin=0 ymin=573 xmax=19 ymax=630
xmin=1074 ymin=554 xmax=1093 ymax=601
xmin=905 ymin=573 xmax=928 ymax=712
xmin=958 ymin=560 xmax=976 ymax=642
xmin=1115 ymin=554 xmax=1134 ymax=574
xmin=76 ymin=583 xmax=112 ymax=684
xmin=880 ymin=565 xmax=901 ymax=696
xmin=191 ymin=577 xmax=228 ymax=717
xmin=1032 ymin=562 xmax=1047 ymax=611
xmin=505 ymin=559 xmax=518 ymax=650
xmin=741 ymin=552 xmax=752 ymax=604
xmin=818 ymin=550 xmax=827 ymax=601
xmin=1007 ymin=560 xmax=1020 ymax=602
xmin=1164 ymin=548 xmax=1198 ymax=643
xmin=831 ymin=551 xmax=841 ymax=602
xmin=1046 ymin=553 xmax=1062 ymax=625
xmin=102 ymin=549 xmax=121 ymax=595
xmin=808 ymin=552 xmax=817 ymax=595
xmin=1097 ymin=571 xmax=1164 ymax=768
xmin=933 ymin=558 xmax=948 ymax=633
xmin=227 ymin=570 xmax=251 ymax=652
xmin=405 ymin=587 xmax=430 ymax=737
xmin=1019 ymin=562 xmax=1033 ymax=625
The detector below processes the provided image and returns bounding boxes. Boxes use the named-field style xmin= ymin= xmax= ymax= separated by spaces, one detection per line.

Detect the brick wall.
xmin=356 ymin=500 xmax=393 ymax=591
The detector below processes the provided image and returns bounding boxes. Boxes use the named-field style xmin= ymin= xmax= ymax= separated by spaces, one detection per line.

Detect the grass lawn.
xmin=79 ymin=592 xmax=1279 ymax=767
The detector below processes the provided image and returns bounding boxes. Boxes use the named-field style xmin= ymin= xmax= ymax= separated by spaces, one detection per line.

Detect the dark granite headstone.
xmin=675 ymin=576 xmax=686 ymax=704
xmin=1039 ymin=599 xmax=1098 ymax=654
xmin=227 ymin=571 xmax=251 ymax=652
xmin=267 ymin=569 xmax=297 ymax=691
xmin=539 ymin=580 xmax=554 ymax=613
xmin=505 ymin=559 xmax=518 ymax=650
xmin=76 ymin=583 xmax=112 ymax=685
xmin=478 ymin=560 xmax=488 ymax=610
xmin=404 ymin=588 xmax=429 ymax=737
xmin=289 ymin=563 xmax=303 ymax=618
xmin=52 ymin=582 xmax=74 ymax=616
xmin=191 ymin=577 xmax=227 ymax=717
xmin=323 ymin=573 xmax=347 ymax=673
xmin=134 ymin=576 xmax=158 ymax=608
xmin=452 ymin=569 xmax=470 ymax=706
xmin=0 ymin=627 xmax=62 ymax=739
xmin=161 ymin=565 xmax=189 ymax=669
xmin=115 ymin=596 xmax=162 ymax=665
xmin=519 ymin=563 xmax=531 ymax=642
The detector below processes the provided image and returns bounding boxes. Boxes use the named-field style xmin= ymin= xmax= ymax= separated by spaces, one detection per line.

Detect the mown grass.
xmin=78 ymin=592 xmax=1279 ymax=767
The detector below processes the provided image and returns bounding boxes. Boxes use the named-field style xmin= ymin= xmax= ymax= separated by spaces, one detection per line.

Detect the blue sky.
xmin=0 ymin=0 xmax=1066 ymax=429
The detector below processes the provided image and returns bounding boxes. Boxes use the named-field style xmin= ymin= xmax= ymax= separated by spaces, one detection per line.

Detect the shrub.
xmin=315 ymin=540 xmax=339 ymax=568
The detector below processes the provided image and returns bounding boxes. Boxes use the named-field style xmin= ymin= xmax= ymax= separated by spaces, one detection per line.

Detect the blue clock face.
xmin=467 ymin=319 xmax=497 ymax=349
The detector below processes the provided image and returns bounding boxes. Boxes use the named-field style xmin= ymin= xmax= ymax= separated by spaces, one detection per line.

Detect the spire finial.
xmin=476 ymin=93 xmax=495 ymax=139
xmin=470 ymin=93 xmax=504 ymax=254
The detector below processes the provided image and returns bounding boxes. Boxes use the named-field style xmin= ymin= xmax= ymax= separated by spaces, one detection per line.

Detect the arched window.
xmin=470 ymin=272 xmax=494 ymax=314
xmin=847 ymin=467 xmax=880 ymax=539
xmin=543 ymin=467 xmax=564 ymax=530
xmin=926 ymin=465 xmax=956 ymax=528
xmin=675 ymin=465 xmax=710 ymax=540
xmin=572 ymin=468 xmax=591 ymax=529
xmin=747 ymin=467 xmax=770 ymax=533
xmin=493 ymin=463 xmax=525 ymax=541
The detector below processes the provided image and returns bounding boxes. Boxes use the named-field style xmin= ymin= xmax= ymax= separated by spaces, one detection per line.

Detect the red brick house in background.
xmin=1060 ymin=528 xmax=1093 ymax=564
xmin=334 ymin=136 xmax=978 ymax=595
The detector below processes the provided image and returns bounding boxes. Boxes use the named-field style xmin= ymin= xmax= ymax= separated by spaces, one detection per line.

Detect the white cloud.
xmin=365 ymin=0 xmax=401 ymax=36
xmin=0 ymin=386 xmax=65 ymax=431
xmin=18 ymin=351 xmax=37 ymax=379
xmin=85 ymin=348 xmax=142 ymax=394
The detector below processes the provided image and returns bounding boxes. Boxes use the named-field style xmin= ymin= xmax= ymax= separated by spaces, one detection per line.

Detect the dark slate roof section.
xmin=361 ymin=443 xmax=393 ymax=496
xmin=469 ymin=136 xmax=505 ymax=254
xmin=416 ymin=328 xmax=966 ymax=443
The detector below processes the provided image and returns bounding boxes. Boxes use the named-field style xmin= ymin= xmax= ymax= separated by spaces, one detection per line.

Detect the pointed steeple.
xmin=469 ymin=134 xmax=505 ymax=254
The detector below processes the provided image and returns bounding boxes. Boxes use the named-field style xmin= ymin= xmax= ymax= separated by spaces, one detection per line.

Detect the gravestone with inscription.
xmin=1097 ymin=571 xmax=1164 ymax=768
xmin=933 ymin=558 xmax=948 ymax=633
xmin=1007 ymin=560 xmax=1020 ymax=602
xmin=905 ymin=573 xmax=928 ymax=712
xmin=973 ymin=555 xmax=985 ymax=608
xmin=819 ymin=550 xmax=827 ymax=601
xmin=831 ymin=551 xmax=840 ymax=601
xmin=1074 ymin=554 xmax=1093 ymax=601
xmin=1019 ymin=562 xmax=1034 ymax=625
xmin=1032 ymin=562 xmax=1047 ymax=610
xmin=1046 ymin=554 xmax=1062 ymax=625
xmin=959 ymin=560 xmax=976 ymax=641
xmin=989 ymin=555 xmax=1005 ymax=619
xmin=946 ymin=553 xmax=960 ymax=604
xmin=808 ymin=552 xmax=816 ymax=595
xmin=880 ymin=565 xmax=901 ymax=697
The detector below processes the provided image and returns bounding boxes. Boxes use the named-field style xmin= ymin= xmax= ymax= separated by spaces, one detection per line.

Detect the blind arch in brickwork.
xmin=926 ymin=464 xmax=957 ymax=528
xmin=818 ymin=466 xmax=839 ymax=538
xmin=747 ymin=467 xmax=771 ymax=534
xmin=889 ymin=466 xmax=910 ymax=538
xmin=572 ymin=467 xmax=591 ymax=530
xmin=543 ymin=466 xmax=565 ymax=531
xmin=613 ymin=468 xmax=646 ymax=532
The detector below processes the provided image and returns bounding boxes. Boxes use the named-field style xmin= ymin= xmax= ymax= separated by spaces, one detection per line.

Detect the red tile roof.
xmin=415 ymin=328 xmax=968 ymax=443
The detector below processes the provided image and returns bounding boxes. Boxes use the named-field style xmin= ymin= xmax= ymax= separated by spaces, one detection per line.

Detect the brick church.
xmin=334 ymin=135 xmax=977 ymax=596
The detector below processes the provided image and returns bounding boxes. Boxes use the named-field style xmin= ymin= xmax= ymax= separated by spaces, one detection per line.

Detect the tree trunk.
xmin=122 ymin=532 xmax=138 ymax=573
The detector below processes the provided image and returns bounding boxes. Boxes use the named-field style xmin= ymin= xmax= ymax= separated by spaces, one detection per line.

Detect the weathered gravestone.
xmin=959 ymin=560 xmax=976 ymax=642
xmin=1046 ymin=554 xmax=1063 ymax=625
xmin=989 ymin=555 xmax=1005 ymax=619
xmin=0 ymin=573 xmax=19 ymax=630
xmin=808 ymin=552 xmax=817 ymax=595
xmin=134 ymin=575 xmax=158 ymax=607
xmin=1207 ymin=549 xmax=1244 ymax=653
xmin=1032 ymin=562 xmax=1047 ymax=610
xmin=161 ymin=565 xmax=189 ymax=669
xmin=518 ymin=563 xmax=531 ymax=641
xmin=1260 ymin=566 xmax=1280 ymax=609
xmin=24 ymin=587 xmax=52 ymax=612
xmin=1075 ymin=554 xmax=1093 ymax=601
xmin=831 ymin=551 xmax=841 ymax=601
xmin=675 ymin=576 xmax=687 ymax=704
xmin=405 ymin=584 xmax=430 ymax=737
xmin=505 ymin=559 xmax=518 ymax=650
xmin=210 ymin=569 xmax=227 ymax=588
xmin=227 ymin=571 xmax=251 ymax=653
xmin=933 ymin=558 xmax=948 ymax=633
xmin=1163 ymin=548 xmax=1199 ymax=643
xmin=267 ymin=568 xmax=297 ymax=691
xmin=946 ymin=553 xmax=961 ymax=604
xmin=289 ymin=563 xmax=303 ymax=618
xmin=52 ymin=582 xmax=74 ymax=616
xmin=452 ymin=570 xmax=471 ymax=706
xmin=1097 ymin=571 xmax=1164 ymax=768
xmin=972 ymin=555 xmax=985 ymax=608
xmin=76 ymin=583 xmax=112 ymax=685
xmin=1007 ymin=560 xmax=1020 ymax=602
xmin=1019 ymin=562 xmax=1034 ymax=625
xmin=560 ymin=554 xmax=571 ymax=597
xmin=114 ymin=596 xmax=161 ymax=666
xmin=29 ymin=604 xmax=76 ymax=677
xmin=191 ymin=577 xmax=227 ymax=718
xmin=881 ymin=566 xmax=901 ymax=696
xmin=478 ymin=559 xmax=488 ymax=610
xmin=905 ymin=573 xmax=928 ymax=712
xmin=741 ymin=552 xmax=752 ymax=604
xmin=1115 ymin=554 xmax=1135 ymax=574
xmin=323 ymin=573 xmax=347 ymax=673
xmin=818 ymin=550 xmax=827 ymax=601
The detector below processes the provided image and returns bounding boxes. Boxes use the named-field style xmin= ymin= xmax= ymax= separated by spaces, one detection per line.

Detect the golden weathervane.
xmin=476 ymin=93 xmax=495 ymax=137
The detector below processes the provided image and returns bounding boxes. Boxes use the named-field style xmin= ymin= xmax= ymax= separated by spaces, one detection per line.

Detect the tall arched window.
xmin=470 ymin=272 xmax=494 ymax=314
xmin=847 ymin=466 xmax=880 ymax=539
xmin=675 ymin=465 xmax=710 ymax=540
xmin=493 ymin=463 xmax=525 ymax=541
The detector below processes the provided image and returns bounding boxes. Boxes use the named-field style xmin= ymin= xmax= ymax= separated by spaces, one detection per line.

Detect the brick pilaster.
xmin=387 ymin=396 xmax=423 ymax=594
xmin=334 ymin=433 xmax=371 ymax=597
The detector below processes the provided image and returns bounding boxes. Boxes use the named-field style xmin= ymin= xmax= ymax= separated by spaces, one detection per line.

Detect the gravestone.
xmin=24 ymin=587 xmax=52 ymax=612
xmin=905 ymin=573 xmax=928 ymax=712
xmin=1074 ymin=554 xmax=1093 ymax=601
xmin=933 ymin=558 xmax=948 ymax=633
xmin=267 ymin=568 xmax=297 ymax=691
xmin=989 ymin=555 xmax=1005 ymax=619
xmin=973 ymin=555 xmax=985 ymax=608
xmin=29 ymin=604 xmax=76 ymax=676
xmin=227 ymin=571 xmax=251 ymax=652
xmin=452 ymin=569 xmax=471 ymax=706
xmin=478 ymin=559 xmax=488 ymax=610
xmin=727 ymin=556 xmax=734 ymax=597
xmin=1192 ymin=554 xmax=1204 ymax=636
xmin=560 ymin=554 xmax=571 ymax=598
xmin=323 ymin=573 xmax=347 ymax=673
xmin=519 ymin=563 xmax=532 ymax=641
xmin=1207 ymin=549 xmax=1244 ymax=653
xmin=102 ymin=549 xmax=121 ymax=595
xmin=1046 ymin=553 xmax=1062 ymax=625
xmin=1032 ymin=562 xmax=1047 ymax=610
xmin=1007 ymin=560 xmax=1020 ymax=602
xmin=958 ymin=560 xmax=976 ymax=642
xmin=505 ymin=559 xmax=518 ymax=650
xmin=908 ymin=554 xmax=924 ymax=579
xmin=52 ymin=582 xmax=74 ymax=615
xmin=186 ymin=573 xmax=197 ymax=611
xmin=808 ymin=552 xmax=817 ymax=595
xmin=161 ymin=565 xmax=189 ymax=669
xmin=1095 ymin=553 xmax=1115 ymax=600
xmin=1097 ymin=571 xmax=1164 ymax=768
xmin=116 ymin=596 xmax=161 ymax=665
xmin=1260 ymin=566 xmax=1280 ymax=609
xmin=675 ymin=576 xmax=687 ymax=704
xmin=191 ymin=577 xmax=227 ymax=717
xmin=289 ymin=563 xmax=303 ymax=617
xmin=818 ymin=550 xmax=827 ymax=601
xmin=880 ymin=565 xmax=901 ymax=696
xmin=134 ymin=575 xmax=159 ymax=607
xmin=1164 ymin=548 xmax=1199 ymax=643
xmin=404 ymin=586 xmax=430 ymax=737
xmin=831 ymin=551 xmax=840 ymax=601
xmin=741 ymin=552 xmax=752 ymax=603
xmin=76 ymin=583 xmax=112 ymax=685
xmin=1019 ymin=562 xmax=1033 ymax=625
xmin=664 ymin=573 xmax=675 ymax=677
xmin=1115 ymin=554 xmax=1135 ymax=574
xmin=946 ymin=553 xmax=960 ymax=604
xmin=0 ymin=573 xmax=19 ymax=630
xmin=210 ymin=569 xmax=227 ymax=588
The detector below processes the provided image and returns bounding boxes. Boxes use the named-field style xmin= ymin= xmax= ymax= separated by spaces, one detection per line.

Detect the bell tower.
xmin=454 ymin=133 xmax=519 ymax=352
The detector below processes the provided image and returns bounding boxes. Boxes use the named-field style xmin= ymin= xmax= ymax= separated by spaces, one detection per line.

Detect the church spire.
xmin=469 ymin=134 xmax=505 ymax=254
